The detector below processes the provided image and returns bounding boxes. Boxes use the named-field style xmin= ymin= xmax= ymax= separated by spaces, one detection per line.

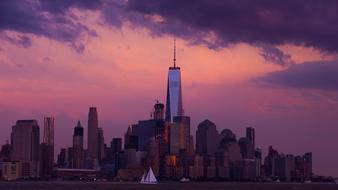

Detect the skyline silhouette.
xmin=0 ymin=0 xmax=338 ymax=178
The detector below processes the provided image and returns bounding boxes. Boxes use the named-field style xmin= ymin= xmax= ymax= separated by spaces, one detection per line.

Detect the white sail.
xmin=140 ymin=167 xmax=157 ymax=184
xmin=140 ymin=171 xmax=146 ymax=183
xmin=147 ymin=167 xmax=157 ymax=183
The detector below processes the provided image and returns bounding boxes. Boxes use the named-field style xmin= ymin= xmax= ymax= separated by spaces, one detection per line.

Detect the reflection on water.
xmin=0 ymin=182 xmax=337 ymax=190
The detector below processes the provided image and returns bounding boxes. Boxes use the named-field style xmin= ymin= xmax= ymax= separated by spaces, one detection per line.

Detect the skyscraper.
xmin=40 ymin=117 xmax=54 ymax=178
xmin=165 ymin=40 xmax=183 ymax=122
xmin=98 ymin=127 xmax=105 ymax=161
xmin=72 ymin=121 xmax=84 ymax=168
xmin=303 ymin=152 xmax=312 ymax=180
xmin=73 ymin=121 xmax=84 ymax=148
xmin=153 ymin=101 xmax=165 ymax=120
xmin=196 ymin=119 xmax=219 ymax=156
xmin=11 ymin=120 xmax=40 ymax=178
xmin=43 ymin=117 xmax=54 ymax=145
xmin=245 ymin=127 xmax=255 ymax=159
xmin=57 ymin=148 xmax=67 ymax=168
xmin=238 ymin=137 xmax=251 ymax=159
xmin=111 ymin=138 xmax=122 ymax=154
xmin=169 ymin=116 xmax=191 ymax=154
xmin=110 ymin=138 xmax=122 ymax=176
xmin=246 ymin=127 xmax=255 ymax=150
xmin=88 ymin=107 xmax=98 ymax=160
xmin=0 ymin=142 xmax=11 ymax=161
xmin=124 ymin=126 xmax=139 ymax=150
xmin=40 ymin=143 xmax=54 ymax=177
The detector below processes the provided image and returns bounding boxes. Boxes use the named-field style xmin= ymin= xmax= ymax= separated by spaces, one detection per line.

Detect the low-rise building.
xmin=55 ymin=168 xmax=100 ymax=180
xmin=2 ymin=161 xmax=21 ymax=180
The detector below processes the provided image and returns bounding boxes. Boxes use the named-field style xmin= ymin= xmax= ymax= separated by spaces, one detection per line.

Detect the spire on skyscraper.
xmin=173 ymin=39 xmax=176 ymax=68
xmin=76 ymin=120 xmax=81 ymax=128
xmin=166 ymin=40 xmax=184 ymax=122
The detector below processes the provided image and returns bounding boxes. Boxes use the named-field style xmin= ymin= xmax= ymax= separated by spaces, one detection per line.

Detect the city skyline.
xmin=0 ymin=57 xmax=320 ymax=179
xmin=0 ymin=0 xmax=338 ymax=178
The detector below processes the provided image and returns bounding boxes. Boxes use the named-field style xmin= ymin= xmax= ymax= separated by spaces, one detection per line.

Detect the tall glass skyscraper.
xmin=72 ymin=121 xmax=84 ymax=169
xmin=88 ymin=107 xmax=98 ymax=160
xmin=41 ymin=117 xmax=54 ymax=177
xmin=43 ymin=117 xmax=54 ymax=145
xmin=165 ymin=41 xmax=183 ymax=122
xmin=73 ymin=121 xmax=84 ymax=148
xmin=11 ymin=120 xmax=40 ymax=177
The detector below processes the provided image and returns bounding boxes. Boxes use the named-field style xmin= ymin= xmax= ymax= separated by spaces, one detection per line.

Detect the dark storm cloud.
xmin=0 ymin=0 xmax=100 ymax=52
xmin=125 ymin=0 xmax=338 ymax=53
xmin=259 ymin=44 xmax=294 ymax=67
xmin=3 ymin=0 xmax=338 ymax=57
xmin=38 ymin=0 xmax=101 ymax=14
xmin=0 ymin=33 xmax=31 ymax=48
xmin=258 ymin=61 xmax=338 ymax=91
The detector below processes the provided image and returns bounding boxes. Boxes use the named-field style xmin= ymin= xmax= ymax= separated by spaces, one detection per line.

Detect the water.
xmin=0 ymin=181 xmax=337 ymax=190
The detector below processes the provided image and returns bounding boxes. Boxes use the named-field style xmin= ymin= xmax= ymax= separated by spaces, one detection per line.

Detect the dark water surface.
xmin=0 ymin=181 xmax=337 ymax=190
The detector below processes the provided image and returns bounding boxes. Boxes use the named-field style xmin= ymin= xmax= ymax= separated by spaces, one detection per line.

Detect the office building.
xmin=43 ymin=117 xmax=54 ymax=146
xmin=98 ymin=127 xmax=105 ymax=161
xmin=165 ymin=40 xmax=184 ymax=122
xmin=246 ymin=127 xmax=255 ymax=159
xmin=303 ymin=152 xmax=312 ymax=180
xmin=239 ymin=137 xmax=250 ymax=159
xmin=196 ymin=119 xmax=219 ymax=156
xmin=88 ymin=107 xmax=98 ymax=161
xmin=72 ymin=121 xmax=84 ymax=169
xmin=39 ymin=143 xmax=54 ymax=178
xmin=264 ymin=146 xmax=279 ymax=177
xmin=153 ymin=101 xmax=165 ymax=120
xmin=40 ymin=117 xmax=55 ymax=178
xmin=0 ymin=142 xmax=11 ymax=161
xmin=57 ymin=148 xmax=67 ymax=168
xmin=246 ymin=127 xmax=255 ymax=150
xmin=169 ymin=116 xmax=191 ymax=154
xmin=11 ymin=120 xmax=40 ymax=178
xmin=219 ymin=129 xmax=237 ymax=146
xmin=132 ymin=120 xmax=157 ymax=151
xmin=124 ymin=126 xmax=139 ymax=150
xmin=1 ymin=161 xmax=21 ymax=180
xmin=111 ymin=138 xmax=122 ymax=154
xmin=131 ymin=101 xmax=166 ymax=151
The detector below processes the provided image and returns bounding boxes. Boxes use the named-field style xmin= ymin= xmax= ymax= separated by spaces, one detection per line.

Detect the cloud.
xmin=38 ymin=0 xmax=101 ymax=14
xmin=258 ymin=60 xmax=338 ymax=91
xmin=123 ymin=0 xmax=338 ymax=53
xmin=259 ymin=44 xmax=294 ymax=67
xmin=3 ymin=0 xmax=338 ymax=58
xmin=0 ymin=0 xmax=100 ymax=52
xmin=0 ymin=32 xmax=31 ymax=48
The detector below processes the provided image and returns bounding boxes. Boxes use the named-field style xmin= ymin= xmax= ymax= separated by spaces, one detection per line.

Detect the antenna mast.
xmin=173 ymin=39 xmax=176 ymax=68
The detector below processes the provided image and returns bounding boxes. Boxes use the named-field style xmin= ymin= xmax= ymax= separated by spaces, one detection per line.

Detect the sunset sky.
xmin=1 ymin=0 xmax=338 ymax=176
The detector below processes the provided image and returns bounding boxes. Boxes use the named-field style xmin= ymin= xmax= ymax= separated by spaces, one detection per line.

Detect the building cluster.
xmin=0 ymin=46 xmax=313 ymax=182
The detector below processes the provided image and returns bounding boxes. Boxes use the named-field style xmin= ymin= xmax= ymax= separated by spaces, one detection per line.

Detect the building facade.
xmin=169 ymin=116 xmax=191 ymax=155
xmin=196 ymin=120 xmax=219 ymax=156
xmin=72 ymin=121 xmax=84 ymax=169
xmin=165 ymin=41 xmax=183 ymax=122
xmin=40 ymin=116 xmax=55 ymax=178
xmin=11 ymin=120 xmax=40 ymax=178
xmin=87 ymin=107 xmax=99 ymax=162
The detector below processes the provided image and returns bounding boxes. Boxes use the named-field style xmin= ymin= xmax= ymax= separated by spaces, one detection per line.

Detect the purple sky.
xmin=0 ymin=0 xmax=338 ymax=176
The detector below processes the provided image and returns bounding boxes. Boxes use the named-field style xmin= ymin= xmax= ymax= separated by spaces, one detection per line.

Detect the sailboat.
xmin=140 ymin=167 xmax=158 ymax=184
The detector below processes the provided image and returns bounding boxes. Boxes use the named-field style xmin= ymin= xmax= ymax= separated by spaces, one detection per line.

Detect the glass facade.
xmin=165 ymin=67 xmax=183 ymax=122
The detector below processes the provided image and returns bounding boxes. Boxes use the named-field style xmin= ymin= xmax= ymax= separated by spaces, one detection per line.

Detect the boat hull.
xmin=140 ymin=182 xmax=158 ymax=185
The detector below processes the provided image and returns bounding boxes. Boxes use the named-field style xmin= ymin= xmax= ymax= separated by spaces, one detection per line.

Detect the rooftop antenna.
xmin=173 ymin=39 xmax=176 ymax=68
